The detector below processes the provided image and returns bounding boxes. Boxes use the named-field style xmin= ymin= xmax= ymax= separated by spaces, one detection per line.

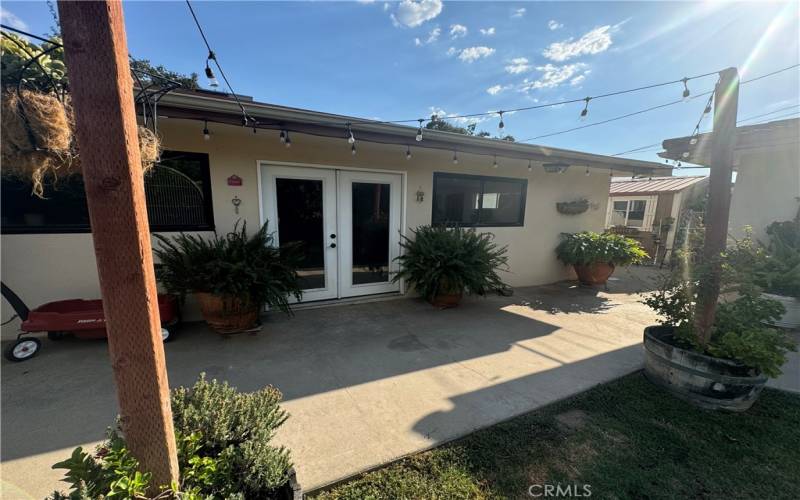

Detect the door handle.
xmin=329 ymin=243 xmax=337 ymax=248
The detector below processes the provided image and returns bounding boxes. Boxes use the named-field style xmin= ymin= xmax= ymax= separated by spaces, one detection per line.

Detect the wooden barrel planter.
xmin=573 ymin=262 xmax=615 ymax=285
xmin=195 ymin=292 xmax=260 ymax=334
xmin=429 ymin=291 xmax=463 ymax=308
xmin=643 ymin=325 xmax=767 ymax=412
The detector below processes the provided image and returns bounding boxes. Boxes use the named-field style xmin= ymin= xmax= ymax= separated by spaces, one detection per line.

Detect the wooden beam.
xmin=693 ymin=67 xmax=739 ymax=346
xmin=57 ymin=0 xmax=179 ymax=488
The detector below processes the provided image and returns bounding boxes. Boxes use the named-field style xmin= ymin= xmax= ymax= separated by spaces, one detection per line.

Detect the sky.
xmin=2 ymin=1 xmax=799 ymax=175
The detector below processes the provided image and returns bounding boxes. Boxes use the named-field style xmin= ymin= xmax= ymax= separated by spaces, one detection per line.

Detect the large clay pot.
xmin=573 ymin=262 xmax=615 ymax=285
xmin=429 ymin=291 xmax=463 ymax=308
xmin=195 ymin=293 xmax=259 ymax=334
xmin=762 ymin=293 xmax=800 ymax=329
xmin=643 ymin=325 xmax=767 ymax=412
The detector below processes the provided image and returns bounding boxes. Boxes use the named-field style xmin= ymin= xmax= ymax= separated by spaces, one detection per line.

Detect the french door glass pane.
xmin=628 ymin=200 xmax=646 ymax=227
xmin=352 ymin=182 xmax=390 ymax=285
xmin=276 ymin=178 xmax=325 ymax=290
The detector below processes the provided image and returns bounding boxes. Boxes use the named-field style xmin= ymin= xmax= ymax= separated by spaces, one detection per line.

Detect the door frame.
xmin=256 ymin=160 xmax=408 ymax=298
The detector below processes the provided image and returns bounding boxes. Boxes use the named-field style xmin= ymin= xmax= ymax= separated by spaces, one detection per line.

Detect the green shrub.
xmin=555 ymin=231 xmax=648 ymax=267
xmin=153 ymin=221 xmax=303 ymax=314
xmin=50 ymin=375 xmax=291 ymax=499
xmin=392 ymin=225 xmax=509 ymax=300
xmin=644 ymin=234 xmax=797 ymax=377
xmin=758 ymin=216 xmax=800 ymax=298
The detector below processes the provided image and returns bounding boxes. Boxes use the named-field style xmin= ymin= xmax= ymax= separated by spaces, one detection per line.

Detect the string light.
xmin=681 ymin=77 xmax=690 ymax=101
xmin=284 ymin=131 xmax=292 ymax=148
xmin=498 ymin=111 xmax=505 ymax=129
xmin=406 ymin=146 xmax=412 ymax=160
xmin=580 ymin=97 xmax=591 ymax=121
xmin=527 ymin=159 xmax=532 ymax=172
xmin=204 ymin=51 xmax=219 ymax=88
xmin=452 ymin=151 xmax=458 ymax=164
xmin=585 ymin=166 xmax=590 ymax=176
xmin=351 ymin=143 xmax=357 ymax=156
xmin=347 ymin=123 xmax=355 ymax=144
xmin=493 ymin=156 xmax=498 ymax=169
xmin=415 ymin=119 xmax=424 ymax=142
xmin=279 ymin=130 xmax=286 ymax=143
xmin=202 ymin=120 xmax=210 ymax=140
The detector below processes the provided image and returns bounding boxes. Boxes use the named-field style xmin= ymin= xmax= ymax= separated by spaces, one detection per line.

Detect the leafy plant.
xmin=393 ymin=225 xmax=509 ymax=300
xmin=644 ymin=233 xmax=797 ymax=377
xmin=153 ymin=221 xmax=302 ymax=314
xmin=555 ymin=231 xmax=648 ymax=267
xmin=51 ymin=375 xmax=292 ymax=499
xmin=756 ymin=215 xmax=800 ymax=298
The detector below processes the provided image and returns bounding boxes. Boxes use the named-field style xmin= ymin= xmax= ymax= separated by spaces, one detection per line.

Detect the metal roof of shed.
xmin=609 ymin=175 xmax=708 ymax=195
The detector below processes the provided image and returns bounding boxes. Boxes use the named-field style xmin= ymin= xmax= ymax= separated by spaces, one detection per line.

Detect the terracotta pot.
xmin=195 ymin=293 xmax=259 ymax=334
xmin=573 ymin=262 xmax=615 ymax=285
xmin=429 ymin=291 xmax=463 ymax=308
xmin=643 ymin=325 xmax=766 ymax=412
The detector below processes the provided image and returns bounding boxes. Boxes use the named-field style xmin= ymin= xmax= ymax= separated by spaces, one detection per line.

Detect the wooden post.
xmin=694 ymin=67 xmax=739 ymax=346
xmin=57 ymin=0 xmax=179 ymax=488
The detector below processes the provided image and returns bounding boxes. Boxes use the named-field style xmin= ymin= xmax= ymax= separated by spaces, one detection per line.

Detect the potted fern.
xmin=555 ymin=231 xmax=647 ymax=285
xmin=153 ymin=222 xmax=302 ymax=334
xmin=393 ymin=225 xmax=508 ymax=308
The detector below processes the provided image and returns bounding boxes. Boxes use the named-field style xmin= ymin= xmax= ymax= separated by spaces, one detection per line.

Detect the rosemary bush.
xmin=393 ymin=225 xmax=509 ymax=300
xmin=555 ymin=231 xmax=648 ymax=267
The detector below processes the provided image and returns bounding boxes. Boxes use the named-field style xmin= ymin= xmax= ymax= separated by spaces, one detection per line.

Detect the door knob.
xmin=329 ymin=243 xmax=337 ymax=248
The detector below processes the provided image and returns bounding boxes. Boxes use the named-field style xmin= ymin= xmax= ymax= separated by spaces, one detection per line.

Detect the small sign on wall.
xmin=227 ymin=175 xmax=242 ymax=186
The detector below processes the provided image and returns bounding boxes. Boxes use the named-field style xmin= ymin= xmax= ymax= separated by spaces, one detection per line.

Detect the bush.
xmin=153 ymin=221 xmax=303 ymax=315
xmin=758 ymin=216 xmax=800 ymax=298
xmin=643 ymin=234 xmax=797 ymax=377
xmin=555 ymin=231 xmax=647 ymax=267
xmin=50 ymin=375 xmax=292 ymax=499
xmin=393 ymin=225 xmax=508 ymax=300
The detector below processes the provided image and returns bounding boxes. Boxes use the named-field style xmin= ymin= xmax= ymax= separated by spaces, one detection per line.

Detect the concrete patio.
xmin=3 ymin=267 xmax=793 ymax=497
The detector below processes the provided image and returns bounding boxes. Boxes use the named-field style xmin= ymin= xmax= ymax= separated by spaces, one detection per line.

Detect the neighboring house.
xmin=661 ymin=118 xmax=799 ymax=242
xmin=605 ymin=176 xmax=708 ymax=262
xmin=1 ymin=88 xmax=669 ymax=321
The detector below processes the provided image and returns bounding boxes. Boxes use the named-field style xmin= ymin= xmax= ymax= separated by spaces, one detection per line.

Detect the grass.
xmin=312 ymin=372 xmax=800 ymax=500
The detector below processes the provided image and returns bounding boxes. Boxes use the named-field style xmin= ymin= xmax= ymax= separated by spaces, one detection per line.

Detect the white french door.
xmin=260 ymin=164 xmax=402 ymax=302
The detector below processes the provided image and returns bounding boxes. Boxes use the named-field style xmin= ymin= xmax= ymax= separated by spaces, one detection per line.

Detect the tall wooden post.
xmin=57 ymin=0 xmax=179 ymax=488
xmin=694 ymin=67 xmax=739 ymax=346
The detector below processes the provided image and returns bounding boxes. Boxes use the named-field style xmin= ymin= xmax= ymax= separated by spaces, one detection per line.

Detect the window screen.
xmin=432 ymin=173 xmax=527 ymax=227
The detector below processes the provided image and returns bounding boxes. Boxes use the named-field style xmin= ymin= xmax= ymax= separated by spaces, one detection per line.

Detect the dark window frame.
xmin=431 ymin=172 xmax=528 ymax=228
xmin=1 ymin=150 xmax=215 ymax=235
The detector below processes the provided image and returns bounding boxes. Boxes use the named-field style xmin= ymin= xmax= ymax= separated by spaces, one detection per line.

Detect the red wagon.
xmin=2 ymin=282 xmax=180 ymax=362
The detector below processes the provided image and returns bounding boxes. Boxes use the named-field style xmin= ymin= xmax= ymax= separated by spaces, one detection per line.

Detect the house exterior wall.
xmin=729 ymin=146 xmax=800 ymax=242
xmin=2 ymin=118 xmax=612 ymax=327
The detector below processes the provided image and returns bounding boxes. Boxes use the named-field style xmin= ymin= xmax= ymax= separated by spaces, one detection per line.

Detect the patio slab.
xmin=3 ymin=268 xmax=680 ymax=497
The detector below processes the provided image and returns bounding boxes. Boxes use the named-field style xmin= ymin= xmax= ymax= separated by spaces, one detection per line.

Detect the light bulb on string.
xmin=351 ymin=143 xmax=357 ymax=156
xmin=406 ymin=146 xmax=412 ymax=160
xmin=452 ymin=151 xmax=458 ymax=164
xmin=493 ymin=156 xmax=498 ymax=169
xmin=580 ymin=97 xmax=591 ymax=121
xmin=681 ymin=78 xmax=690 ymax=101
xmin=204 ymin=51 xmax=219 ymax=88
xmin=527 ymin=159 xmax=532 ymax=172
xmin=347 ymin=123 xmax=355 ymax=145
xmin=202 ymin=120 xmax=210 ymax=141
xmin=279 ymin=130 xmax=286 ymax=143
xmin=498 ymin=111 xmax=505 ymax=130
xmin=284 ymin=131 xmax=292 ymax=148
xmin=585 ymin=166 xmax=590 ymax=176
xmin=415 ymin=119 xmax=424 ymax=142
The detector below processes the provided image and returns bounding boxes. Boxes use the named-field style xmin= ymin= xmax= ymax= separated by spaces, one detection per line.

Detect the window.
xmin=608 ymin=198 xmax=649 ymax=229
xmin=432 ymin=172 xmax=527 ymax=227
xmin=1 ymin=151 xmax=214 ymax=234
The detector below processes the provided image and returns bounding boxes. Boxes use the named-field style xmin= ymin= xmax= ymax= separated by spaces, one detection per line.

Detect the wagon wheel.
xmin=5 ymin=337 xmax=41 ymax=362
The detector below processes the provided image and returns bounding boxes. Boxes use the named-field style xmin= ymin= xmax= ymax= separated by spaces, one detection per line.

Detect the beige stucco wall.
xmin=2 ymin=118 xmax=612 ymax=331
xmin=729 ymin=145 xmax=800 ymax=242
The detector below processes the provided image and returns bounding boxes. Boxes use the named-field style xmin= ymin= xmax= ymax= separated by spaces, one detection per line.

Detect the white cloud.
xmin=429 ymin=106 xmax=490 ymax=126
xmin=0 ymin=7 xmax=28 ymax=31
xmin=415 ymin=27 xmax=441 ymax=46
xmin=449 ymin=24 xmax=468 ymax=39
xmin=479 ymin=27 xmax=495 ymax=36
xmin=504 ymin=57 xmax=531 ymax=74
xmin=570 ymin=75 xmax=586 ymax=86
xmin=542 ymin=25 xmax=615 ymax=61
xmin=391 ymin=0 xmax=443 ymax=28
xmin=520 ymin=63 xmax=588 ymax=91
xmin=486 ymin=84 xmax=511 ymax=95
xmin=384 ymin=2 xmax=390 ymax=11
xmin=446 ymin=46 xmax=457 ymax=56
xmin=548 ymin=20 xmax=563 ymax=30
xmin=511 ymin=8 xmax=526 ymax=18
xmin=458 ymin=46 xmax=495 ymax=63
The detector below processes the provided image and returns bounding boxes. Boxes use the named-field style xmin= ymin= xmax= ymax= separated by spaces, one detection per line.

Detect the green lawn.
xmin=312 ymin=372 xmax=800 ymax=500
